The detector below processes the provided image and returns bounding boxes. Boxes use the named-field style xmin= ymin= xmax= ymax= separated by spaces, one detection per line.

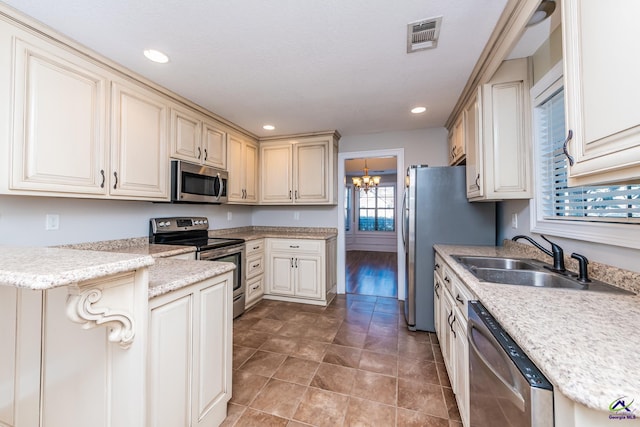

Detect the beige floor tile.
xmin=250 ymin=378 xmax=306 ymax=419
xmin=273 ymin=356 xmax=320 ymax=386
xmin=344 ymin=397 xmax=396 ymax=427
xmin=293 ymin=387 xmax=349 ymax=427
xmin=322 ymin=344 xmax=362 ymax=368
xmin=239 ymin=350 xmax=287 ymax=377
xmin=220 ymin=403 xmax=246 ymax=427
xmin=350 ymin=370 xmax=397 ymax=406
xmin=332 ymin=327 xmax=367 ymax=348
xmin=230 ymin=370 xmax=269 ymax=406
xmin=396 ymin=408 xmax=450 ymax=427
xmin=397 ymin=358 xmax=440 ymax=385
xmin=235 ymin=407 xmax=289 ymax=427
xmin=397 ymin=378 xmax=448 ymax=418
xmin=363 ymin=333 xmax=398 ymax=355
xmin=358 ymin=350 xmax=398 ymax=376
xmin=234 ymin=329 xmax=272 ymax=348
xmin=442 ymin=387 xmax=461 ymax=421
xmin=310 ymin=363 xmax=357 ymax=394
xmin=251 ymin=317 xmax=286 ymax=333
xmin=233 ymin=345 xmax=257 ymax=370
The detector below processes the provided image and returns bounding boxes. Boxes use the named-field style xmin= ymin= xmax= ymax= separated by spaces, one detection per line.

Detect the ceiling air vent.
xmin=407 ymin=17 xmax=442 ymax=53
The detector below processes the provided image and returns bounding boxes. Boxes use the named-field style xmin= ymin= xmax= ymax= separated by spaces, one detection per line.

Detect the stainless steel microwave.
xmin=171 ymin=160 xmax=228 ymax=204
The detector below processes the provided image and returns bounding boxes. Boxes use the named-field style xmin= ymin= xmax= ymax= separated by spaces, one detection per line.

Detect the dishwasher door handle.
xmin=468 ymin=320 xmax=526 ymax=412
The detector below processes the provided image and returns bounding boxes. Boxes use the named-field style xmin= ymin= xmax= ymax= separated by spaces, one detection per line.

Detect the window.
xmin=538 ymin=88 xmax=640 ymax=222
xmin=344 ymin=185 xmax=352 ymax=231
xmin=531 ymin=62 xmax=640 ymax=249
xmin=357 ymin=185 xmax=395 ymax=231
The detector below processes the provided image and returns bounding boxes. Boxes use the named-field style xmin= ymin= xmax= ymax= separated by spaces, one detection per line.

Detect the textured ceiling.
xmin=2 ymin=0 xmax=509 ymax=137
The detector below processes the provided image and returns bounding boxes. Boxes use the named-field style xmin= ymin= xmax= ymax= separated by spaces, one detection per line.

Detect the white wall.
xmin=0 ymin=195 xmax=252 ymax=246
xmin=497 ymin=200 xmax=640 ymax=273
xmin=251 ymin=205 xmax=338 ymax=228
xmin=339 ymin=127 xmax=449 ymax=167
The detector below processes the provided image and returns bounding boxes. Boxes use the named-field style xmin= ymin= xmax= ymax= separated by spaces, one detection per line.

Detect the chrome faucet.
xmin=511 ymin=235 xmax=566 ymax=273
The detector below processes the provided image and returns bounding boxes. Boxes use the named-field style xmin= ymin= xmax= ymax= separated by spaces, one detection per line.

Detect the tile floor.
xmin=222 ymin=294 xmax=462 ymax=427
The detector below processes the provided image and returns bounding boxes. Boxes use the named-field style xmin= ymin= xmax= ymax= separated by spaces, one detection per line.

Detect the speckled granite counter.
xmin=148 ymin=258 xmax=235 ymax=299
xmin=434 ymin=243 xmax=640 ymax=413
xmin=0 ymin=247 xmax=154 ymax=289
xmin=60 ymin=237 xmax=196 ymax=258
xmin=209 ymin=226 xmax=337 ymax=241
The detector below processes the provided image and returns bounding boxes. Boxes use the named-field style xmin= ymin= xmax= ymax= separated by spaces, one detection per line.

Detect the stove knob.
xmin=165 ymin=221 xmax=171 ymax=227
xmin=196 ymin=220 xmax=202 ymax=225
xmin=158 ymin=221 xmax=166 ymax=227
xmin=203 ymin=219 xmax=208 ymax=224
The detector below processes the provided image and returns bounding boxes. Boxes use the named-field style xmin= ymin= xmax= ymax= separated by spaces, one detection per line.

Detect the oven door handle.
xmin=215 ymin=173 xmax=224 ymax=201
xmin=468 ymin=319 xmax=526 ymax=412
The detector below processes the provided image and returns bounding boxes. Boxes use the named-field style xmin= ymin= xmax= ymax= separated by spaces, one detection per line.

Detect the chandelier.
xmin=352 ymin=159 xmax=381 ymax=193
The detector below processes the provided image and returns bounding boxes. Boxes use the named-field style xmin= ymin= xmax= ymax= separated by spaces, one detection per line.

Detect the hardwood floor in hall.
xmin=346 ymin=250 xmax=398 ymax=298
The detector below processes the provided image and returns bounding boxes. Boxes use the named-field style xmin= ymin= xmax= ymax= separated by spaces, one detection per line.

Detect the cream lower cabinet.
xmin=227 ymin=133 xmax=258 ymax=203
xmin=245 ymin=239 xmax=265 ymax=308
xmin=148 ymin=272 xmax=233 ymax=427
xmin=259 ymin=132 xmax=339 ymax=205
xmin=264 ymin=238 xmax=335 ymax=306
xmin=435 ymin=255 xmax=471 ymax=427
xmin=170 ymin=104 xmax=227 ymax=170
xmin=562 ymin=0 xmax=640 ymax=186
xmin=465 ymin=58 xmax=532 ymax=201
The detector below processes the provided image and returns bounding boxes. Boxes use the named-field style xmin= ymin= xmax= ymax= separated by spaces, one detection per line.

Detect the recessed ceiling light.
xmin=263 ymin=125 xmax=275 ymax=130
xmin=143 ymin=49 xmax=169 ymax=64
xmin=411 ymin=106 xmax=427 ymax=114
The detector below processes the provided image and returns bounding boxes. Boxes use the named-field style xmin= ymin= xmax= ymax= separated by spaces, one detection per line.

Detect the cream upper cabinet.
xmin=259 ymin=132 xmax=339 ymax=205
xmin=226 ymin=133 xmax=258 ymax=203
xmin=4 ymin=24 xmax=109 ymax=195
xmin=464 ymin=90 xmax=483 ymax=198
xmin=110 ymin=79 xmax=169 ymax=200
xmin=562 ymin=0 xmax=640 ymax=186
xmin=448 ymin=116 xmax=465 ymax=166
xmin=466 ymin=58 xmax=532 ymax=201
xmin=170 ymin=104 xmax=227 ymax=170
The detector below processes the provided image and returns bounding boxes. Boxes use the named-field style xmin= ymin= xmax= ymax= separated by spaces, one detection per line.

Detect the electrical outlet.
xmin=294 ymin=211 xmax=300 ymax=220
xmin=511 ymin=213 xmax=518 ymax=229
xmin=46 ymin=214 xmax=59 ymax=230
xmin=227 ymin=211 xmax=232 ymax=221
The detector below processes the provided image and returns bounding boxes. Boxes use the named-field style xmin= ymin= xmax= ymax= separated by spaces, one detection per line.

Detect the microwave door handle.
xmin=216 ymin=173 xmax=224 ymax=201
xmin=468 ymin=320 xmax=526 ymax=412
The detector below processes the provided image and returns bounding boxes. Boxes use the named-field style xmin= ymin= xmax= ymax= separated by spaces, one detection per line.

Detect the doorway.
xmin=337 ymin=149 xmax=405 ymax=300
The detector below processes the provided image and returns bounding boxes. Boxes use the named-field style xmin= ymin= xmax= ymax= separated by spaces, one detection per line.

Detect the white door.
xmin=294 ymin=255 xmax=322 ymax=299
xmin=268 ymin=253 xmax=295 ymax=295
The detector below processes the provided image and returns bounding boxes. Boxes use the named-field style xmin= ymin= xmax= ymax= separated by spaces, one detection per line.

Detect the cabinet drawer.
xmin=442 ymin=263 xmax=456 ymax=293
xmin=434 ymin=254 xmax=445 ymax=280
xmin=245 ymin=239 xmax=264 ymax=256
xmin=246 ymin=275 xmax=264 ymax=306
xmin=452 ymin=277 xmax=474 ymax=321
xmin=246 ymin=254 xmax=265 ymax=278
xmin=268 ymin=239 xmax=322 ymax=253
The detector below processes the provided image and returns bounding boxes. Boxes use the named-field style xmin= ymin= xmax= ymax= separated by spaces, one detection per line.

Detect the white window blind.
xmin=539 ymin=88 xmax=640 ymax=222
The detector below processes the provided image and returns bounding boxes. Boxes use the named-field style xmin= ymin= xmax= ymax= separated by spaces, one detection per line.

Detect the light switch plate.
xmin=46 ymin=214 xmax=59 ymax=230
xmin=511 ymin=213 xmax=518 ymax=229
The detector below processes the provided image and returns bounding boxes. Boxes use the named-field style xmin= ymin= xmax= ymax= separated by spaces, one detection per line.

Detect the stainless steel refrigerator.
xmin=402 ymin=165 xmax=495 ymax=332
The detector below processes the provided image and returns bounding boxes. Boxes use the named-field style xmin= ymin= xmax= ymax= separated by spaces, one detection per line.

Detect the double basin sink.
xmin=452 ymin=255 xmax=633 ymax=294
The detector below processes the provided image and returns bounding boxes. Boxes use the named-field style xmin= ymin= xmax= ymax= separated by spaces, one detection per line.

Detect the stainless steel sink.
xmin=452 ymin=255 xmax=542 ymax=270
xmin=451 ymin=255 xmax=633 ymax=295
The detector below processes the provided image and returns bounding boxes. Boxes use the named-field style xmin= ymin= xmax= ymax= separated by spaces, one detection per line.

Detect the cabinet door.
xmin=110 ymin=80 xmax=169 ymax=199
xmin=295 ymin=141 xmax=329 ymax=203
xmin=260 ymin=144 xmax=292 ymax=203
xmin=226 ymin=135 xmax=244 ymax=202
xmin=465 ymin=90 xmax=483 ymax=198
xmin=449 ymin=117 xmax=464 ymax=165
xmin=243 ymin=140 xmax=259 ymax=203
xmin=202 ymin=120 xmax=226 ymax=169
xmin=194 ymin=279 xmax=231 ymax=426
xmin=563 ymin=0 xmax=640 ymax=186
xmin=170 ymin=107 xmax=202 ymax=163
xmin=433 ymin=273 xmax=442 ymax=343
xmin=441 ymin=290 xmax=456 ymax=390
xmin=293 ymin=255 xmax=322 ymax=299
xmin=10 ymin=34 xmax=108 ymax=195
xmin=267 ymin=253 xmax=295 ymax=296
xmin=453 ymin=313 xmax=469 ymax=427
xmin=148 ymin=294 xmax=193 ymax=427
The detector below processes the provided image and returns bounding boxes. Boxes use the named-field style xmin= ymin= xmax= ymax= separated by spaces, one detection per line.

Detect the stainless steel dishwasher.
xmin=468 ymin=301 xmax=554 ymax=427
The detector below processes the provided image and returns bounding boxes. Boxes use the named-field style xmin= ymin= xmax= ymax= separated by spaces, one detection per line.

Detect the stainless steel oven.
xmin=468 ymin=301 xmax=553 ymax=427
xmin=150 ymin=216 xmax=245 ymax=318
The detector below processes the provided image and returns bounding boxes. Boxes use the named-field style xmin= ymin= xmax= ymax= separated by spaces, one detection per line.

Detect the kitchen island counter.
xmin=434 ymin=243 xmax=640 ymax=414
xmin=148 ymin=258 xmax=235 ymax=299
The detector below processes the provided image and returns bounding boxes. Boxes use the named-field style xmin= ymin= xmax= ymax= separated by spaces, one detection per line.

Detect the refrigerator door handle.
xmin=401 ymin=188 xmax=408 ymax=250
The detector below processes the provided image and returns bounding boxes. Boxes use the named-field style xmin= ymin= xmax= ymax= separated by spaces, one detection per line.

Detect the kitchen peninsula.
xmin=0 ymin=246 xmax=235 ymax=427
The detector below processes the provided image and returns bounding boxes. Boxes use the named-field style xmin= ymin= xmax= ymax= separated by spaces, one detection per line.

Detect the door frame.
xmin=337 ymin=148 xmax=405 ymax=300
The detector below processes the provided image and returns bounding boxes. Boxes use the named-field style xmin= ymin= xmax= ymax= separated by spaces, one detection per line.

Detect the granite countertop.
xmin=60 ymin=237 xmax=196 ymax=258
xmin=148 ymin=258 xmax=235 ymax=299
xmin=209 ymin=226 xmax=337 ymax=241
xmin=434 ymin=243 xmax=640 ymax=413
xmin=0 ymin=247 xmax=154 ymax=290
